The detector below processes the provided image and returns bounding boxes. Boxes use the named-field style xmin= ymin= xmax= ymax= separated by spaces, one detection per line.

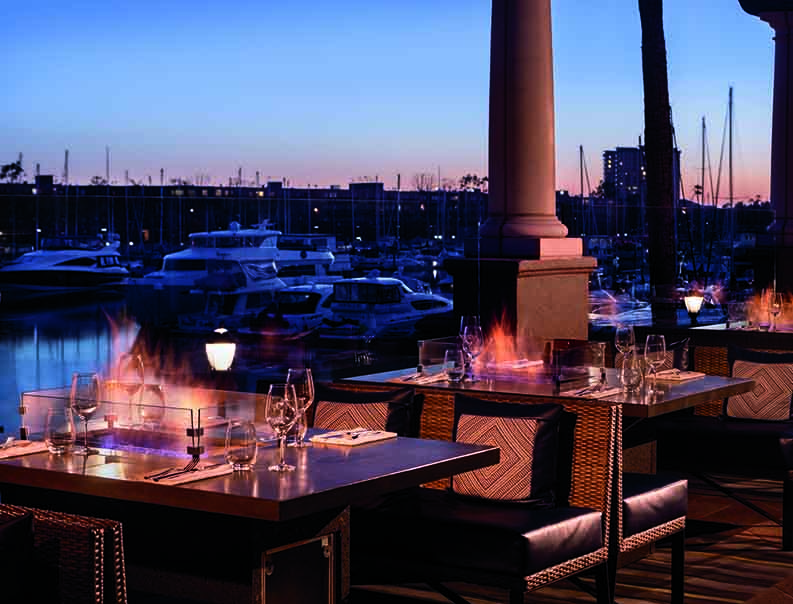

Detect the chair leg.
xmin=784 ymin=477 xmax=793 ymax=551
xmin=670 ymin=529 xmax=685 ymax=604
xmin=594 ymin=560 xmax=613 ymax=604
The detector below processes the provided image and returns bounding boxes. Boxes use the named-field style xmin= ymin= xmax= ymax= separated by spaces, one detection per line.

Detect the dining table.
xmin=0 ymin=431 xmax=499 ymax=604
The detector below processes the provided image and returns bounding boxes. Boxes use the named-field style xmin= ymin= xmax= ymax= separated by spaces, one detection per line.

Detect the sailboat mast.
xmin=729 ymin=86 xmax=735 ymax=288
xmin=579 ymin=145 xmax=585 ymax=236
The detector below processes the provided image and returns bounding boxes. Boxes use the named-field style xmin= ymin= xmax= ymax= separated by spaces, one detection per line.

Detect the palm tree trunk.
xmin=639 ymin=0 xmax=678 ymax=324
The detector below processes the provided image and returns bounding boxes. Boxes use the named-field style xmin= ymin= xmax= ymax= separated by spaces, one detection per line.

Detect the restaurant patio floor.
xmin=350 ymin=473 xmax=793 ymax=604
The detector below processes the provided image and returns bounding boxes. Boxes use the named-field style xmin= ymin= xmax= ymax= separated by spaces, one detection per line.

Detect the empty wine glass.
xmin=45 ymin=406 xmax=76 ymax=454
xmin=116 ymin=353 xmax=145 ymax=426
xmin=644 ymin=334 xmax=667 ymax=397
xmin=460 ymin=320 xmax=484 ymax=382
xmin=265 ymin=383 xmax=298 ymax=472
xmin=286 ymin=367 xmax=315 ymax=448
xmin=69 ymin=371 xmax=101 ymax=455
xmin=614 ymin=323 xmax=635 ymax=359
xmin=225 ymin=419 xmax=257 ymax=471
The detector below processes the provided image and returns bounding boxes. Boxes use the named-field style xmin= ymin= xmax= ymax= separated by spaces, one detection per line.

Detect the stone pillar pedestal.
xmin=446 ymin=255 xmax=597 ymax=343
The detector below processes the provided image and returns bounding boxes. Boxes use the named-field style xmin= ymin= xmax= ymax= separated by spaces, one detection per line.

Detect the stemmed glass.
xmin=69 ymin=371 xmax=101 ymax=455
xmin=265 ymin=383 xmax=298 ymax=472
xmin=116 ymin=353 xmax=145 ymax=427
xmin=771 ymin=293 xmax=783 ymax=332
xmin=460 ymin=315 xmax=484 ymax=382
xmin=614 ymin=323 xmax=635 ymax=369
xmin=644 ymin=334 xmax=667 ymax=397
xmin=286 ymin=367 xmax=315 ymax=448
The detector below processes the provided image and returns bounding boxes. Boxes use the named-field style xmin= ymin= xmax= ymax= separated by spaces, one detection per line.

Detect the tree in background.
xmin=639 ymin=0 xmax=678 ymax=323
xmin=0 ymin=161 xmax=24 ymax=183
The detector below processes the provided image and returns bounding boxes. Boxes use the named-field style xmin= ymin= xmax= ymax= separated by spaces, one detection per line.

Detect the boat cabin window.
xmin=411 ymin=299 xmax=449 ymax=311
xmin=163 ymin=258 xmax=207 ymax=272
xmin=207 ymin=294 xmax=239 ymax=315
xmin=97 ymin=256 xmax=121 ymax=268
xmin=245 ymin=292 xmax=274 ymax=309
xmin=277 ymin=264 xmax=318 ymax=278
xmin=334 ymin=282 xmax=402 ymax=304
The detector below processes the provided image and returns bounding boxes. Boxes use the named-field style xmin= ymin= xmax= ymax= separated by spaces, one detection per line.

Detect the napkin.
xmin=410 ymin=372 xmax=450 ymax=385
xmin=0 ymin=440 xmax=49 ymax=460
xmin=560 ymin=386 xmax=623 ymax=399
xmin=145 ymin=462 xmax=233 ymax=485
xmin=310 ymin=429 xmax=397 ymax=447
xmin=655 ymin=369 xmax=706 ymax=382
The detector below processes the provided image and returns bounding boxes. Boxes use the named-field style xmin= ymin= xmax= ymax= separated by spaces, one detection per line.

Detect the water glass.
xmin=286 ymin=367 xmax=315 ymax=448
xmin=225 ymin=419 xmax=257 ymax=471
xmin=444 ymin=348 xmax=466 ymax=383
xmin=45 ymin=407 xmax=76 ymax=454
xmin=619 ymin=348 xmax=643 ymax=394
xmin=140 ymin=383 xmax=167 ymax=428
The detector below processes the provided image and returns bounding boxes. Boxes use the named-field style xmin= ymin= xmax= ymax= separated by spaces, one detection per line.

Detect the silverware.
xmin=321 ymin=429 xmax=379 ymax=440
xmin=0 ymin=437 xmax=16 ymax=450
xmin=148 ymin=456 xmax=200 ymax=481
xmin=153 ymin=461 xmax=225 ymax=482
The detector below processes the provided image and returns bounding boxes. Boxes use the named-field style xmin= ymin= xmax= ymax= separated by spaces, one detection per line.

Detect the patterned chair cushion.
xmin=724 ymin=346 xmax=793 ymax=421
xmin=310 ymin=384 xmax=421 ymax=436
xmin=451 ymin=394 xmax=564 ymax=506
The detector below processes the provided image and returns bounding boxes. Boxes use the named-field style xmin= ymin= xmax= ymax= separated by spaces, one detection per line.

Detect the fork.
xmin=146 ymin=456 xmax=199 ymax=481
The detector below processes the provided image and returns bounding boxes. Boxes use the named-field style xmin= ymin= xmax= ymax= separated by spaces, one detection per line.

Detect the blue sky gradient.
xmin=1 ymin=0 xmax=776 ymax=200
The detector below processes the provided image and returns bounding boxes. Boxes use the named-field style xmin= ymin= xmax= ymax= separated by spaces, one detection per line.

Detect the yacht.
xmin=317 ymin=272 xmax=453 ymax=343
xmin=127 ymin=222 xmax=334 ymax=325
xmin=0 ymin=233 xmax=129 ymax=306
xmin=238 ymin=283 xmax=335 ymax=340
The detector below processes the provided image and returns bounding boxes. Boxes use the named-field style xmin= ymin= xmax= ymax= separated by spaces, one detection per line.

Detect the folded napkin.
xmin=655 ymin=369 xmax=706 ymax=382
xmin=559 ymin=386 xmax=623 ymax=399
xmin=0 ymin=440 xmax=49 ymax=460
xmin=310 ymin=429 xmax=397 ymax=447
xmin=145 ymin=462 xmax=233 ymax=485
xmin=396 ymin=371 xmax=449 ymax=385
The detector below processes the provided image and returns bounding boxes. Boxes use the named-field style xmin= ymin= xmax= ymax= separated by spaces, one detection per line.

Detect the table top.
xmin=343 ymin=366 xmax=755 ymax=418
xmin=0 ymin=436 xmax=499 ymax=522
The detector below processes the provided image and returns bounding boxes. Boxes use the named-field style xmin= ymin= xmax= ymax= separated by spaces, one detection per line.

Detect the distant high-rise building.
xmin=602 ymin=145 xmax=680 ymax=203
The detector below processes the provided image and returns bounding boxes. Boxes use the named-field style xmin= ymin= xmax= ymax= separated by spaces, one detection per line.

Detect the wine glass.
xmin=614 ymin=323 xmax=635 ymax=356
xmin=265 ymin=383 xmax=298 ymax=472
xmin=644 ymin=334 xmax=667 ymax=397
xmin=116 ymin=353 xmax=145 ymax=427
xmin=69 ymin=371 xmax=101 ymax=455
xmin=45 ymin=406 xmax=76 ymax=454
xmin=461 ymin=320 xmax=485 ymax=382
xmin=286 ymin=367 xmax=315 ymax=448
xmin=771 ymin=293 xmax=783 ymax=332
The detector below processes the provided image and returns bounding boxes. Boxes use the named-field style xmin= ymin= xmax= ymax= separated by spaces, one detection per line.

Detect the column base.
xmin=468 ymin=235 xmax=582 ymax=260
xmin=445 ymin=255 xmax=597 ymax=342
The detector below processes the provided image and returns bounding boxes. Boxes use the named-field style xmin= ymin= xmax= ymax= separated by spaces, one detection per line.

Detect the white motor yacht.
xmin=238 ymin=283 xmax=335 ymax=340
xmin=317 ymin=272 xmax=453 ymax=343
xmin=0 ymin=233 xmax=129 ymax=306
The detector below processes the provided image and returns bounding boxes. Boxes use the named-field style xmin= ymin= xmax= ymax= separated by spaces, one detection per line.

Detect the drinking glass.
xmin=461 ymin=324 xmax=485 ymax=382
xmin=116 ymin=353 xmax=145 ymax=426
xmin=225 ymin=419 xmax=257 ymax=471
xmin=443 ymin=348 xmax=466 ymax=383
xmin=619 ymin=348 xmax=643 ymax=394
xmin=45 ymin=406 xmax=76 ymax=454
xmin=265 ymin=383 xmax=298 ymax=472
xmin=614 ymin=323 xmax=635 ymax=366
xmin=771 ymin=293 xmax=783 ymax=332
xmin=69 ymin=372 xmax=101 ymax=455
xmin=139 ymin=383 xmax=166 ymax=429
xmin=644 ymin=334 xmax=667 ymax=396
xmin=286 ymin=367 xmax=315 ymax=448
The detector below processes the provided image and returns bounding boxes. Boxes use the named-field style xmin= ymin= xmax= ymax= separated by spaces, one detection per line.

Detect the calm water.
xmin=0 ymin=299 xmax=418 ymax=436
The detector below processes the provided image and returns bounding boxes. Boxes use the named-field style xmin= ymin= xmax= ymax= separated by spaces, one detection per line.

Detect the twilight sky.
xmin=1 ymin=0 xmax=776 ymax=201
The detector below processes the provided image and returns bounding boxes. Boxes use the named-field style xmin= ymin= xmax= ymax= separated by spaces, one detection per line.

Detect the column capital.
xmin=760 ymin=11 xmax=793 ymax=32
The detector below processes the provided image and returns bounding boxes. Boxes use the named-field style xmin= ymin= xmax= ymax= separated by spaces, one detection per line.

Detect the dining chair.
xmin=352 ymin=392 xmax=616 ymax=604
xmin=0 ymin=503 xmax=128 ymax=604
xmin=612 ymin=472 xmax=687 ymax=604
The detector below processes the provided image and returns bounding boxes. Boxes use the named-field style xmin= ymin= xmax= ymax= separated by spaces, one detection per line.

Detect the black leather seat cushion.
xmin=656 ymin=415 xmax=793 ymax=474
xmin=622 ymin=473 xmax=687 ymax=538
xmin=357 ymin=487 xmax=603 ymax=577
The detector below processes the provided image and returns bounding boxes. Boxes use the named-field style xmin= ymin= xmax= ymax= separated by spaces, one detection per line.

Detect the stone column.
xmin=449 ymin=0 xmax=595 ymax=342
xmin=480 ymin=0 xmax=580 ymax=259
